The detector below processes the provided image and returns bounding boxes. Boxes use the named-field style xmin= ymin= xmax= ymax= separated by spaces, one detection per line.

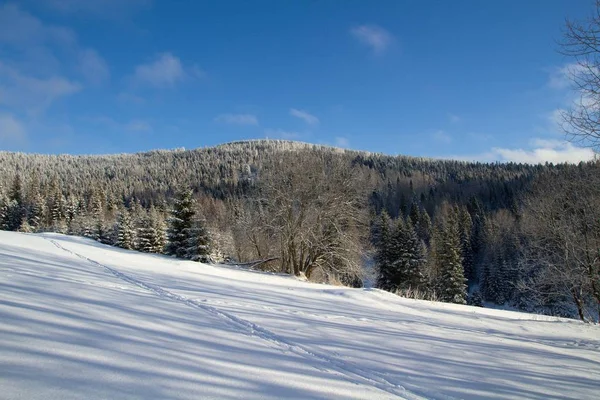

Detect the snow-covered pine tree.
xmin=0 ymin=193 xmax=8 ymax=230
xmin=184 ymin=215 xmax=212 ymax=262
xmin=458 ymin=206 xmax=474 ymax=287
xmin=398 ymin=219 xmax=428 ymax=292
xmin=115 ymin=210 xmax=134 ymax=250
xmin=433 ymin=207 xmax=467 ymax=304
xmin=4 ymin=175 xmax=24 ymax=231
xmin=166 ymin=188 xmax=196 ymax=258
xmin=375 ymin=211 xmax=396 ymax=291
xmin=136 ymin=206 xmax=166 ymax=253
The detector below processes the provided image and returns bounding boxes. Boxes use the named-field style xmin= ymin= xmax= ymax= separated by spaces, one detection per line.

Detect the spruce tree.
xmin=166 ymin=188 xmax=196 ymax=258
xmin=116 ymin=210 xmax=134 ymax=250
xmin=458 ymin=206 xmax=474 ymax=287
xmin=433 ymin=209 xmax=467 ymax=304
xmin=375 ymin=211 xmax=396 ymax=291
xmin=398 ymin=220 xmax=428 ymax=292
xmin=184 ymin=215 xmax=212 ymax=262
xmin=137 ymin=207 xmax=166 ymax=253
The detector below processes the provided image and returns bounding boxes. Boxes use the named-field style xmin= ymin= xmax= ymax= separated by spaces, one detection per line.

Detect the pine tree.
xmin=5 ymin=175 xmax=24 ymax=231
xmin=397 ymin=219 xmax=428 ymax=291
xmin=17 ymin=217 xmax=33 ymax=233
xmin=0 ymin=193 xmax=8 ymax=230
xmin=458 ymin=206 xmax=474 ymax=287
xmin=375 ymin=211 xmax=396 ymax=291
xmin=115 ymin=210 xmax=134 ymax=250
xmin=137 ymin=207 xmax=166 ymax=253
xmin=166 ymin=188 xmax=196 ymax=258
xmin=184 ymin=215 xmax=212 ymax=262
xmin=433 ymin=208 xmax=467 ymax=304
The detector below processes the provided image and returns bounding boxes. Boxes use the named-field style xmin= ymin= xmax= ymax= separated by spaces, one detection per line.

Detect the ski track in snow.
xmin=45 ymin=238 xmax=437 ymax=400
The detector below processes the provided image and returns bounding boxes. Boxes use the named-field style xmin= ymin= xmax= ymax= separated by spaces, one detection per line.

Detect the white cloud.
xmin=0 ymin=3 xmax=76 ymax=48
xmin=125 ymin=120 xmax=152 ymax=132
xmin=133 ymin=53 xmax=185 ymax=87
xmin=34 ymin=0 xmax=151 ymax=19
xmin=264 ymin=129 xmax=302 ymax=140
xmin=133 ymin=53 xmax=198 ymax=88
xmin=290 ymin=108 xmax=319 ymax=125
xmin=215 ymin=113 xmax=259 ymax=126
xmin=334 ymin=136 xmax=350 ymax=148
xmin=350 ymin=25 xmax=393 ymax=54
xmin=548 ymin=108 xmax=565 ymax=132
xmin=457 ymin=138 xmax=595 ymax=164
xmin=432 ymin=130 xmax=452 ymax=143
xmin=88 ymin=116 xmax=152 ymax=133
xmin=0 ymin=113 xmax=27 ymax=144
xmin=448 ymin=113 xmax=461 ymax=123
xmin=0 ymin=61 xmax=81 ymax=113
xmin=78 ymin=48 xmax=109 ymax=85
xmin=117 ymin=92 xmax=145 ymax=105
xmin=547 ymin=63 xmax=591 ymax=90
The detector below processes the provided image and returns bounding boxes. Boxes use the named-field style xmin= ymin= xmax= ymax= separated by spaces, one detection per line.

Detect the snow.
xmin=1 ymin=231 xmax=599 ymax=399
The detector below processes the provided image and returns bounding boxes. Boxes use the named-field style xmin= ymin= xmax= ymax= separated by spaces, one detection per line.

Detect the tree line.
xmin=1 ymin=140 xmax=598 ymax=320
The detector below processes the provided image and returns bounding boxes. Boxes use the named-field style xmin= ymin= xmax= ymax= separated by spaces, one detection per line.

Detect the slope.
xmin=1 ymin=231 xmax=598 ymax=399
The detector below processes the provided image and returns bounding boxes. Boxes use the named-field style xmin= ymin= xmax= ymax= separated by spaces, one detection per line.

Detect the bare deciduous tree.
xmin=560 ymin=0 xmax=600 ymax=150
xmin=260 ymin=150 xmax=368 ymax=283
xmin=520 ymin=166 xmax=600 ymax=321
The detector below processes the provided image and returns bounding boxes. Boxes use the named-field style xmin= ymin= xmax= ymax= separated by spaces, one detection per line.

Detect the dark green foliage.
xmin=165 ymin=188 xmax=196 ymax=258
xmin=433 ymin=209 xmax=467 ymax=304
xmin=184 ymin=216 xmax=212 ymax=262
xmin=136 ymin=207 xmax=166 ymax=254
xmin=376 ymin=213 xmax=427 ymax=293
xmin=116 ymin=211 xmax=134 ymax=250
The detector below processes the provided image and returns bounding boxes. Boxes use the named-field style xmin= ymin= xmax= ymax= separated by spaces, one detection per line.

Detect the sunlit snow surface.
xmin=1 ymin=231 xmax=599 ymax=399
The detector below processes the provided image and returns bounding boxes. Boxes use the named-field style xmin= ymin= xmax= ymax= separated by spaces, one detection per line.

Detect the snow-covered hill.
xmin=1 ymin=231 xmax=598 ymax=399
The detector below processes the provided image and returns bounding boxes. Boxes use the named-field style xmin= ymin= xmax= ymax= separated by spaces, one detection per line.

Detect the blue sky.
xmin=0 ymin=0 xmax=596 ymax=162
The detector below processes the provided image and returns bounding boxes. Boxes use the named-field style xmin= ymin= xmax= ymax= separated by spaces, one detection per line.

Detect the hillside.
xmin=1 ymin=230 xmax=598 ymax=399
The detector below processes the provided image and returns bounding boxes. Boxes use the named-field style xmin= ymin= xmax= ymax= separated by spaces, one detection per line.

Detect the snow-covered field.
xmin=1 ymin=231 xmax=598 ymax=399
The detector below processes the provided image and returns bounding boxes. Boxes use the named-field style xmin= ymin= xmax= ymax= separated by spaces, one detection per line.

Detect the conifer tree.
xmin=116 ymin=210 xmax=135 ymax=250
xmin=397 ymin=219 xmax=428 ymax=291
xmin=137 ymin=207 xmax=166 ymax=253
xmin=433 ymin=208 xmax=467 ymax=304
xmin=166 ymin=188 xmax=196 ymax=258
xmin=458 ymin=206 xmax=474 ymax=287
xmin=184 ymin=215 xmax=212 ymax=262
xmin=5 ymin=175 xmax=24 ymax=231
xmin=375 ymin=211 xmax=396 ymax=291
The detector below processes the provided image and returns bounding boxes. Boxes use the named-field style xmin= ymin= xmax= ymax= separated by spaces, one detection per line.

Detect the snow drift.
xmin=1 ymin=231 xmax=598 ymax=399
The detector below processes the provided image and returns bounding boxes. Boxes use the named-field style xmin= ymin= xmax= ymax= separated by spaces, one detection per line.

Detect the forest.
xmin=1 ymin=140 xmax=598 ymax=321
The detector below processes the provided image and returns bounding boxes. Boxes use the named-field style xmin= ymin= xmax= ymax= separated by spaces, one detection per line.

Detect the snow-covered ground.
xmin=1 ymin=231 xmax=598 ymax=400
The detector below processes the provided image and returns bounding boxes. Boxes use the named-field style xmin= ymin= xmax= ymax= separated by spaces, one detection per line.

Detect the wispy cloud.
xmin=0 ymin=3 xmax=76 ymax=48
xmin=350 ymin=25 xmax=393 ymax=55
xmin=88 ymin=116 xmax=152 ymax=133
xmin=290 ymin=108 xmax=319 ymax=125
xmin=264 ymin=128 xmax=302 ymax=140
xmin=0 ymin=3 xmax=107 ymax=117
xmin=547 ymin=63 xmax=589 ymax=90
xmin=456 ymin=138 xmax=595 ymax=164
xmin=432 ymin=130 xmax=452 ymax=144
xmin=131 ymin=53 xmax=203 ymax=88
xmin=0 ymin=113 xmax=27 ymax=145
xmin=125 ymin=120 xmax=152 ymax=133
xmin=215 ymin=113 xmax=259 ymax=126
xmin=0 ymin=61 xmax=81 ymax=113
xmin=78 ymin=48 xmax=110 ymax=85
xmin=448 ymin=113 xmax=461 ymax=123
xmin=117 ymin=92 xmax=145 ymax=105
xmin=334 ymin=136 xmax=350 ymax=148
xmin=35 ymin=0 xmax=151 ymax=19
xmin=133 ymin=53 xmax=188 ymax=88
